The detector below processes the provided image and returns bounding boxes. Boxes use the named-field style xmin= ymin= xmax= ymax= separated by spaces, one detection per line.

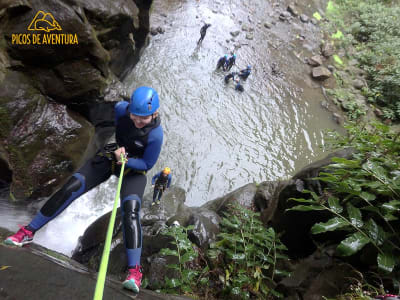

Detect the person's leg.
xmin=157 ymin=188 xmax=164 ymax=201
xmin=120 ymin=172 xmax=146 ymax=293
xmin=5 ymin=155 xmax=112 ymax=246
xmin=152 ymin=187 xmax=159 ymax=203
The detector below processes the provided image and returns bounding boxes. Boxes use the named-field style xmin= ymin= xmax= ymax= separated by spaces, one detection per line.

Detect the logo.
xmin=28 ymin=11 xmax=61 ymax=32
xmin=12 ymin=11 xmax=78 ymax=45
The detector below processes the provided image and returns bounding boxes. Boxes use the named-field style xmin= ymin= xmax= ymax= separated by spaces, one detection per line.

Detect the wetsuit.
xmin=225 ymin=56 xmax=236 ymax=71
xmin=27 ymin=100 xmax=163 ymax=268
xmin=224 ymin=72 xmax=238 ymax=83
xmin=216 ymin=56 xmax=228 ymax=70
xmin=238 ymin=68 xmax=251 ymax=80
xmin=235 ymin=81 xmax=244 ymax=92
xmin=197 ymin=24 xmax=211 ymax=45
xmin=151 ymin=172 xmax=172 ymax=203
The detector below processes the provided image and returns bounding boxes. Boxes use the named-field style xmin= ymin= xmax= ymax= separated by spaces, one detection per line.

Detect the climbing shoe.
xmin=151 ymin=201 xmax=156 ymax=206
xmin=156 ymin=200 xmax=161 ymax=205
xmin=4 ymin=226 xmax=34 ymax=247
xmin=123 ymin=265 xmax=142 ymax=293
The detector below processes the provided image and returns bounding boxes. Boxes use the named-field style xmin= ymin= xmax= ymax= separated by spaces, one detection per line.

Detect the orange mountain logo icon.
xmin=28 ymin=11 xmax=62 ymax=32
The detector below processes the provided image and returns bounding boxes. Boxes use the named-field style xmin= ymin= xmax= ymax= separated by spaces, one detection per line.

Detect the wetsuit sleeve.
xmin=115 ymin=101 xmax=129 ymax=124
xmin=167 ymin=174 xmax=172 ymax=188
xmin=152 ymin=172 xmax=161 ymax=185
xmin=126 ymin=125 xmax=163 ymax=171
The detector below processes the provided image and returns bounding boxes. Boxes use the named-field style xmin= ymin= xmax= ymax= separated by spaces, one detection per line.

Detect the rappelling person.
xmin=151 ymin=167 xmax=172 ymax=206
xmin=216 ymin=54 xmax=228 ymax=70
xmin=4 ymin=86 xmax=164 ymax=295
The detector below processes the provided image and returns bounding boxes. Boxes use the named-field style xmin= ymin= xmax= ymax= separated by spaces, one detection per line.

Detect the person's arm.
xmin=126 ymin=125 xmax=163 ymax=171
xmin=167 ymin=174 xmax=172 ymax=188
xmin=114 ymin=101 xmax=129 ymax=124
xmin=152 ymin=172 xmax=161 ymax=185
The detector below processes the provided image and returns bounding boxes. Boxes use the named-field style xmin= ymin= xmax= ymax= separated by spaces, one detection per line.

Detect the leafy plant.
xmin=289 ymin=122 xmax=400 ymax=273
xmin=159 ymin=224 xmax=207 ymax=294
xmin=208 ymin=205 xmax=290 ymax=299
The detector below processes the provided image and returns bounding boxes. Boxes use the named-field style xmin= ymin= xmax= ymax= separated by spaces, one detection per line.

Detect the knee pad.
xmin=41 ymin=173 xmax=86 ymax=217
xmin=122 ymin=195 xmax=142 ymax=248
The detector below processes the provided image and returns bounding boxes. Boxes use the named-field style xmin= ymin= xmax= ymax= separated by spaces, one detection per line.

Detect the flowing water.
xmin=0 ymin=0 xmax=340 ymax=255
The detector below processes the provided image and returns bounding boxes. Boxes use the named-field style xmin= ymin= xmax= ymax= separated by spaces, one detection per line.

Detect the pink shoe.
xmin=4 ymin=226 xmax=34 ymax=247
xmin=122 ymin=266 xmax=142 ymax=293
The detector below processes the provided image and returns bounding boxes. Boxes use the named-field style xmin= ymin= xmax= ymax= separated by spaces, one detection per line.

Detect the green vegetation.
xmin=159 ymin=224 xmax=206 ymax=295
xmin=157 ymin=205 xmax=290 ymax=299
xmin=324 ymin=0 xmax=400 ymax=121
xmin=289 ymin=122 xmax=400 ymax=275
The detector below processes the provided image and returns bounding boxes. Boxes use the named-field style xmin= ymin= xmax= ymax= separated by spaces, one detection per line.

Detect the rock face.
xmin=0 ymin=0 xmax=152 ymax=200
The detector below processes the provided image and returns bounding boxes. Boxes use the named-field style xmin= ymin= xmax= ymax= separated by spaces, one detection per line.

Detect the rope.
xmin=93 ymin=154 xmax=127 ymax=300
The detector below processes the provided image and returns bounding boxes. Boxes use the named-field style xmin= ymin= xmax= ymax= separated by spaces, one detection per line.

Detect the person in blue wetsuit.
xmin=151 ymin=167 xmax=172 ymax=205
xmin=4 ymin=86 xmax=164 ymax=295
xmin=216 ymin=54 xmax=228 ymax=70
xmin=238 ymin=65 xmax=251 ymax=80
xmin=225 ymin=54 xmax=237 ymax=71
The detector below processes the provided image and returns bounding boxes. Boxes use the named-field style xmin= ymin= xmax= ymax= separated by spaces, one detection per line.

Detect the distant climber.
xmin=197 ymin=23 xmax=211 ymax=46
xmin=238 ymin=65 xmax=252 ymax=80
xmin=216 ymin=55 xmax=228 ymax=70
xmin=151 ymin=167 xmax=172 ymax=205
xmin=225 ymin=54 xmax=236 ymax=71
xmin=224 ymin=72 xmax=238 ymax=83
xmin=235 ymin=79 xmax=244 ymax=92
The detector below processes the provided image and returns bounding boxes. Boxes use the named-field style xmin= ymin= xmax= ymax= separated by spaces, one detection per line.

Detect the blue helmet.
xmin=224 ymin=54 xmax=228 ymax=58
xmin=247 ymin=65 xmax=251 ymax=69
xmin=233 ymin=54 xmax=236 ymax=58
xmin=129 ymin=86 xmax=159 ymax=116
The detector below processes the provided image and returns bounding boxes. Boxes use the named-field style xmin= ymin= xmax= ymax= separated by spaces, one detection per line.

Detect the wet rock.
xmin=287 ymin=4 xmax=299 ymax=17
xmin=187 ymin=208 xmax=221 ymax=249
xmin=147 ymin=256 xmax=179 ymax=290
xmin=230 ymin=30 xmax=240 ymax=37
xmin=332 ymin=112 xmax=343 ymax=125
xmin=308 ymin=55 xmax=323 ymax=66
xmin=150 ymin=27 xmax=159 ymax=35
xmin=353 ymin=78 xmax=364 ymax=89
xmin=271 ymin=149 xmax=354 ymax=256
xmin=312 ymin=66 xmax=331 ymax=80
xmin=0 ymin=71 xmax=94 ymax=199
xmin=311 ymin=18 xmax=318 ymax=25
xmin=255 ymin=181 xmax=289 ymax=224
xmin=241 ymin=24 xmax=250 ymax=31
xmin=320 ymin=100 xmax=329 ymax=109
xmin=160 ymin=13 xmax=167 ymax=18
xmin=264 ymin=22 xmax=272 ymax=29
xmin=246 ymin=32 xmax=254 ymax=40
xmin=202 ymin=183 xmax=258 ymax=215
xmin=279 ymin=11 xmax=292 ymax=21
xmin=300 ymin=14 xmax=309 ymax=23
xmin=374 ymin=107 xmax=384 ymax=118
xmin=321 ymin=42 xmax=335 ymax=57
xmin=277 ymin=250 xmax=362 ymax=300
xmin=384 ymin=119 xmax=392 ymax=125
xmin=327 ymin=65 xmax=335 ymax=72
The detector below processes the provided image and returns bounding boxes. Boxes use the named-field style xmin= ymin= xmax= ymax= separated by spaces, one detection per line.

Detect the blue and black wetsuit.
xmin=216 ymin=56 xmax=228 ymax=70
xmin=225 ymin=55 xmax=236 ymax=71
xmin=151 ymin=172 xmax=172 ymax=203
xmin=238 ymin=68 xmax=251 ymax=80
xmin=28 ymin=100 xmax=163 ymax=268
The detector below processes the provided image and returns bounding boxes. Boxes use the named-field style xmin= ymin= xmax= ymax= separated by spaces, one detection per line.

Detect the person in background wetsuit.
xmin=225 ymin=54 xmax=237 ymax=71
xmin=4 ymin=86 xmax=164 ymax=295
xmin=216 ymin=54 xmax=228 ymax=70
xmin=238 ymin=65 xmax=252 ymax=80
xmin=225 ymin=71 xmax=238 ymax=83
xmin=151 ymin=167 xmax=172 ymax=205
xmin=235 ymin=79 xmax=244 ymax=92
xmin=197 ymin=23 xmax=211 ymax=46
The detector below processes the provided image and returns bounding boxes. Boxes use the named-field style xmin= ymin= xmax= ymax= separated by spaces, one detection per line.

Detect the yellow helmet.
xmin=163 ymin=167 xmax=171 ymax=174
